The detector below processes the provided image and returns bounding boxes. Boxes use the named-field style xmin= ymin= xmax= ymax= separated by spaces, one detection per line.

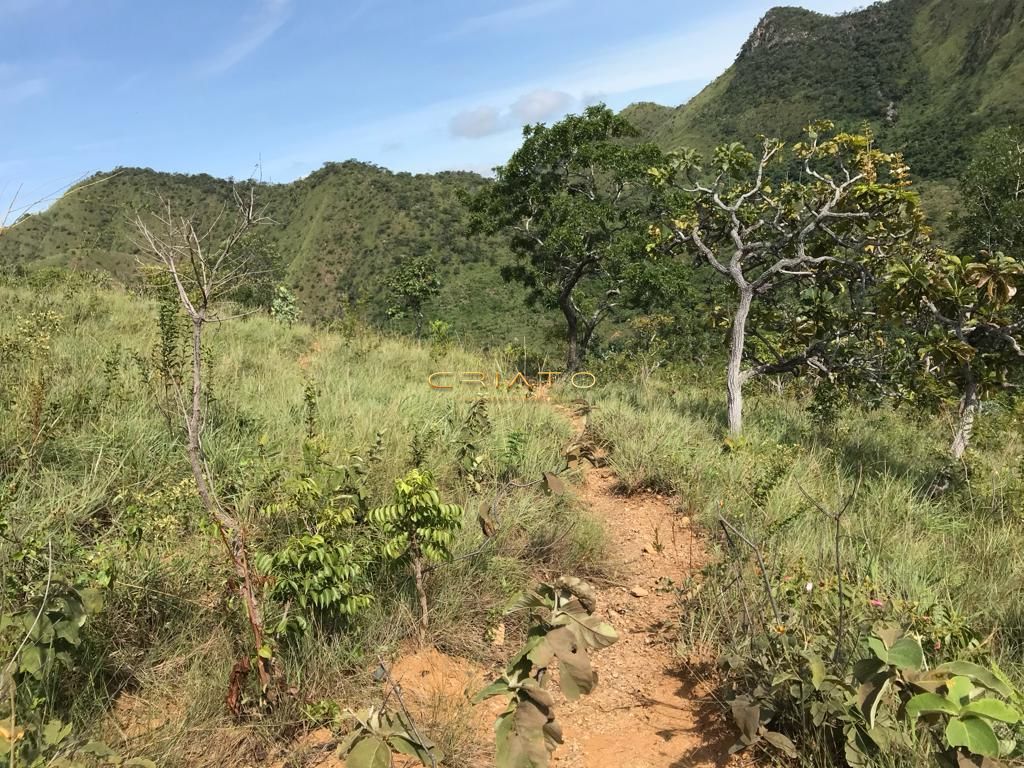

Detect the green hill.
xmin=625 ymin=0 xmax=1024 ymax=180
xmin=3 ymin=0 xmax=1021 ymax=336
xmin=0 ymin=163 xmax=544 ymax=345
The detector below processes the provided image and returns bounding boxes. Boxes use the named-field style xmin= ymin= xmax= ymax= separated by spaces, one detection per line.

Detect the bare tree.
xmin=659 ymin=123 xmax=921 ymax=436
xmin=133 ymin=188 xmax=275 ymax=705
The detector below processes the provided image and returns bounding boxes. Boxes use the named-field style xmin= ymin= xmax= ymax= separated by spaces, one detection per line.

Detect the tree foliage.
xmin=368 ymin=469 xmax=462 ymax=641
xmin=478 ymin=577 xmax=618 ymax=768
xmin=653 ymin=122 xmax=923 ymax=435
xmin=466 ymin=105 xmax=666 ymax=370
xmin=951 ymin=126 xmax=1024 ymax=257
xmin=385 ymin=254 xmax=441 ymax=335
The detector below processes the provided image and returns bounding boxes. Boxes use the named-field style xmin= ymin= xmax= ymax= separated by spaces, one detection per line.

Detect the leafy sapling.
xmin=478 ymin=577 xmax=618 ymax=768
xmin=368 ymin=469 xmax=463 ymax=643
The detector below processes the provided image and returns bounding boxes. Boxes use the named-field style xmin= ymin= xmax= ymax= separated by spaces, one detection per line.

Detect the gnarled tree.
xmin=883 ymin=247 xmax=1023 ymax=458
xmin=466 ymin=105 xmax=664 ymax=371
xmin=133 ymin=189 xmax=276 ymax=708
xmin=655 ymin=122 xmax=923 ymax=436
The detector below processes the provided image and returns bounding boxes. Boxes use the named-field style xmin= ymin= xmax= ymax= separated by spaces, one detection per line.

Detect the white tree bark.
xmin=727 ymin=288 xmax=754 ymax=437
xmin=950 ymin=377 xmax=979 ymax=460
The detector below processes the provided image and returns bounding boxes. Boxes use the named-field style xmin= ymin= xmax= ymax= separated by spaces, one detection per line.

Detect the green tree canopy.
xmin=653 ymin=122 xmax=924 ymax=436
xmin=466 ymin=105 xmax=666 ymax=371
xmin=385 ymin=253 xmax=441 ymax=335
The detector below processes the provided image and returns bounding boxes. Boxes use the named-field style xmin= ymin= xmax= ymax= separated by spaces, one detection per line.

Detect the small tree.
xmin=951 ymin=126 xmax=1024 ymax=257
xmin=133 ymin=189 xmax=275 ymax=704
xmin=386 ymin=254 xmax=441 ymax=335
xmin=883 ymin=247 xmax=1023 ymax=458
xmin=655 ymin=122 xmax=922 ymax=436
xmin=368 ymin=469 xmax=462 ymax=643
xmin=879 ymin=127 xmax=1024 ymax=458
xmin=466 ymin=105 xmax=664 ymax=371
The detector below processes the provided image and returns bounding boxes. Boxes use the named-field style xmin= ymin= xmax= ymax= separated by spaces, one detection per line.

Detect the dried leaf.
xmin=542 ymin=472 xmax=566 ymax=495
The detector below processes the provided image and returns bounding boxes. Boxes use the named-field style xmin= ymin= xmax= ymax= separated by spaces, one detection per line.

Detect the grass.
xmin=0 ymin=274 xmax=605 ymax=766
xmin=587 ymin=367 xmax=1024 ymax=764
xmin=4 ymin=270 xmax=1022 ymax=766
xmin=591 ymin=372 xmax=1024 ymax=658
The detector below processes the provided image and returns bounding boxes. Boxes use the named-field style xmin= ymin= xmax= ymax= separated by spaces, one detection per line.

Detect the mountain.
xmin=3 ymin=0 xmax=1022 ymax=335
xmin=625 ymin=0 xmax=1024 ymax=180
xmin=0 ymin=163 xmax=540 ymax=343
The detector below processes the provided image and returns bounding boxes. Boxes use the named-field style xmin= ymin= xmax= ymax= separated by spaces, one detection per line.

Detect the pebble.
xmin=629 ymin=586 xmax=649 ymax=598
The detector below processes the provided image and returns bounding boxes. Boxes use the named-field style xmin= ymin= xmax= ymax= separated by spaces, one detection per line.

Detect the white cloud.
xmin=198 ymin=0 xmax=292 ymax=77
xmin=449 ymin=105 xmax=502 ymax=138
xmin=451 ymin=88 xmax=576 ymax=139
xmin=510 ymin=88 xmax=574 ymax=123
xmin=268 ymin=0 xmax=868 ymax=176
xmin=451 ymin=0 xmax=571 ymax=37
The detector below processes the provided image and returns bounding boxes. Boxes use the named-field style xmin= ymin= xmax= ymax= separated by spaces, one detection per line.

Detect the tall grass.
xmin=587 ymin=368 xmax=1024 ymax=764
xmin=0 ymin=277 xmax=604 ymax=766
xmin=605 ymin=374 xmax=1024 ymax=648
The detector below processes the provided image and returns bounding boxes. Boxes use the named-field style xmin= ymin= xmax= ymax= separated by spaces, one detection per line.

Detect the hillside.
xmin=0 ymin=163 xmax=543 ymax=344
xmin=3 ymin=263 xmax=1023 ymax=767
xmin=3 ymin=0 xmax=1022 ymax=337
xmin=626 ymin=0 xmax=1024 ymax=180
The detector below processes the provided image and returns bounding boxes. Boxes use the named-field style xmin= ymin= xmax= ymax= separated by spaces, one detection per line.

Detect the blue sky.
xmin=2 ymin=0 xmax=863 ymax=214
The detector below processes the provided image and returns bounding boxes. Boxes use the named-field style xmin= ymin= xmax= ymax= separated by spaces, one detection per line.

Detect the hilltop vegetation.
xmin=625 ymin=0 xmax=1024 ymax=180
xmin=0 ymin=163 xmax=543 ymax=345
xmin=3 ymin=0 xmax=1021 ymax=341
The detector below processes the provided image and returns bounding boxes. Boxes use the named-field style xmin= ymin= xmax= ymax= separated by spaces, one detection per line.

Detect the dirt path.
xmin=262 ymin=397 xmax=735 ymax=768
xmin=545 ymin=404 xmax=733 ymax=768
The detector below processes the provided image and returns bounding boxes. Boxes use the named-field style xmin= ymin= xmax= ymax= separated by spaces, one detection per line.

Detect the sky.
xmin=1 ymin=0 xmax=865 ymax=215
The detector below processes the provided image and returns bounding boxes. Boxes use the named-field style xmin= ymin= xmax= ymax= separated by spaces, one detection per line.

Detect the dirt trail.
xmin=544 ymin=403 xmax=733 ymax=768
xmin=259 ymin=396 xmax=735 ymax=768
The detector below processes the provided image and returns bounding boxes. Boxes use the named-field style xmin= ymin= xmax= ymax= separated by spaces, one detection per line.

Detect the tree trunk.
xmin=186 ymin=316 xmax=271 ymax=697
xmin=950 ymin=376 xmax=979 ymax=460
xmin=727 ymin=288 xmax=754 ymax=437
xmin=559 ymin=292 xmax=581 ymax=373
xmin=411 ymin=553 xmax=429 ymax=645
xmin=580 ymin=317 xmax=600 ymax=368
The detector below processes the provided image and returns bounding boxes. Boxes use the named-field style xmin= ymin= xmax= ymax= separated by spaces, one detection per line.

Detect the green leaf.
xmin=476 ymin=679 xmax=514 ymax=702
xmin=935 ymin=662 xmax=1014 ymax=698
xmin=80 ymin=740 xmax=118 ymax=757
xmin=945 ymin=716 xmax=1000 ymax=758
xmin=886 ymin=637 xmax=924 ymax=670
xmin=18 ymin=645 xmax=44 ymax=678
xmin=346 ymin=735 xmax=392 ymax=768
xmin=867 ymin=636 xmax=889 ymax=664
xmin=42 ymin=719 xmax=72 ymax=747
xmin=948 ymin=676 xmax=974 ymax=706
xmin=805 ymin=653 xmax=826 ymax=690
xmin=906 ymin=692 xmax=960 ymax=721
xmin=960 ymin=698 xmax=1022 ymax=724
xmin=78 ymin=587 xmax=104 ymax=614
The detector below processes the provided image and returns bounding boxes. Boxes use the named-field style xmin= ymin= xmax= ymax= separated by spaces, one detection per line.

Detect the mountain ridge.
xmin=3 ymin=0 xmax=1021 ymax=337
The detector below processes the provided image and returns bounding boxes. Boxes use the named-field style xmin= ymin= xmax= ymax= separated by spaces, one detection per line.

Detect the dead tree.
xmin=134 ymin=188 xmax=274 ymax=706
